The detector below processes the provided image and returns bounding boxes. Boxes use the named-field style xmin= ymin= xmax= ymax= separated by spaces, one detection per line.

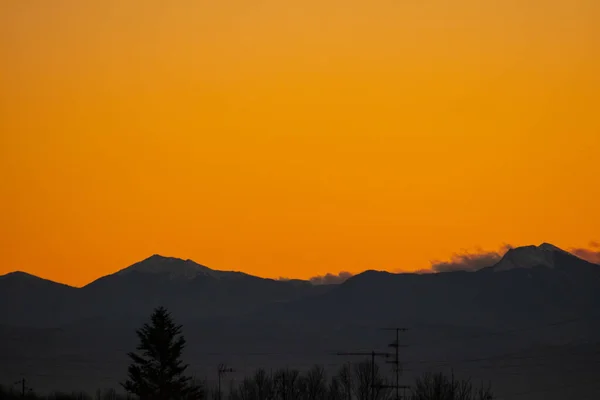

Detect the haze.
xmin=1 ymin=0 xmax=599 ymax=287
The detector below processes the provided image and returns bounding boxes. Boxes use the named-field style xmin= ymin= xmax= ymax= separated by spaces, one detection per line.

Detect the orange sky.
xmin=1 ymin=0 xmax=599 ymax=287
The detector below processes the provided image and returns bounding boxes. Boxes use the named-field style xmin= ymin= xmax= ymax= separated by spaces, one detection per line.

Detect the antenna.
xmin=381 ymin=328 xmax=410 ymax=399
xmin=217 ymin=364 xmax=235 ymax=400
xmin=14 ymin=378 xmax=31 ymax=399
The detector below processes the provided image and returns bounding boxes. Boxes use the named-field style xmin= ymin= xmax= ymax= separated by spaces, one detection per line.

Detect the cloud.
xmin=277 ymin=241 xmax=600 ymax=281
xmin=308 ymin=271 xmax=354 ymax=285
xmin=569 ymin=241 xmax=600 ymax=264
xmin=277 ymin=271 xmax=354 ymax=285
xmin=413 ymin=268 xmax=436 ymax=275
xmin=427 ymin=244 xmax=513 ymax=273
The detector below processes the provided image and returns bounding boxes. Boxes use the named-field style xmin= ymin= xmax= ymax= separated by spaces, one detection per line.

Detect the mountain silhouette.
xmin=110 ymin=254 xmax=247 ymax=280
xmin=0 ymin=254 xmax=330 ymax=327
xmin=484 ymin=242 xmax=593 ymax=272
xmin=1 ymin=243 xmax=599 ymax=398
xmin=1 ymin=244 xmax=599 ymax=326
xmin=0 ymin=271 xmax=76 ymax=326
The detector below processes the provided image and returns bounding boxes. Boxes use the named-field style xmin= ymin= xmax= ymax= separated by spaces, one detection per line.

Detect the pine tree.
xmin=122 ymin=306 xmax=203 ymax=400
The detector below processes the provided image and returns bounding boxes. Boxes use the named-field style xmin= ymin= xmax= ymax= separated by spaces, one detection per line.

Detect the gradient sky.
xmin=1 ymin=1 xmax=599 ymax=287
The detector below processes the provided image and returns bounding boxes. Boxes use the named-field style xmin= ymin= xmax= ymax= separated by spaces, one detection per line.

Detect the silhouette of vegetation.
xmin=412 ymin=372 xmax=494 ymax=400
xmin=225 ymin=363 xmax=389 ymax=400
xmin=1 ymin=307 xmax=495 ymax=400
xmin=121 ymin=306 xmax=204 ymax=400
xmin=1 ymin=367 xmax=495 ymax=400
xmin=0 ymin=385 xmax=131 ymax=400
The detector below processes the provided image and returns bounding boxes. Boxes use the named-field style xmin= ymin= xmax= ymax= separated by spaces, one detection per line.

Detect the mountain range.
xmin=1 ymin=243 xmax=600 ymax=399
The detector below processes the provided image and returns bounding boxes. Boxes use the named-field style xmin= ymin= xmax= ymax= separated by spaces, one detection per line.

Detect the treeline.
xmin=0 ymin=366 xmax=494 ymax=400
xmin=1 ymin=307 xmax=494 ymax=400
xmin=0 ymin=385 xmax=129 ymax=400
xmin=219 ymin=363 xmax=494 ymax=400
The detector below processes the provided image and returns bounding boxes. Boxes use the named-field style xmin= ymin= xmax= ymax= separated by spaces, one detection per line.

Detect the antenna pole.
xmin=218 ymin=364 xmax=234 ymax=400
xmin=382 ymin=327 xmax=409 ymax=399
xmin=14 ymin=378 xmax=30 ymax=399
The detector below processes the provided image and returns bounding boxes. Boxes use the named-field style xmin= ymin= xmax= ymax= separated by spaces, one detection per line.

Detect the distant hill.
xmin=0 ymin=254 xmax=331 ymax=326
xmin=262 ymin=243 xmax=600 ymax=316
xmin=0 ymin=272 xmax=76 ymax=326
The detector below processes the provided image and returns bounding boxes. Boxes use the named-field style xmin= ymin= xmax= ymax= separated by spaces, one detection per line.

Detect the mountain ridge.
xmin=3 ymin=242 xmax=597 ymax=287
xmin=0 ymin=270 xmax=77 ymax=289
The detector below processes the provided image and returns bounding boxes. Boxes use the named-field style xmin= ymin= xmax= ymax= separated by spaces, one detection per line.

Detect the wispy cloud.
xmin=426 ymin=244 xmax=513 ymax=273
xmin=569 ymin=241 xmax=600 ymax=264
xmin=413 ymin=268 xmax=436 ymax=274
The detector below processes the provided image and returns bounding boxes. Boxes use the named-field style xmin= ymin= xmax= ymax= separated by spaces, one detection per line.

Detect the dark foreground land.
xmin=2 ymin=244 xmax=600 ymax=399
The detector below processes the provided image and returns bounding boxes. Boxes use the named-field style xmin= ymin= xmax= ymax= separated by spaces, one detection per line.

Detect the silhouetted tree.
xmin=237 ymin=377 xmax=256 ymax=400
xmin=254 ymin=369 xmax=275 ymax=400
xmin=273 ymin=368 xmax=301 ymax=400
xmin=411 ymin=372 xmax=494 ymax=400
xmin=99 ymin=389 xmax=121 ymax=400
xmin=299 ymin=365 xmax=327 ymax=400
xmin=336 ymin=364 xmax=353 ymax=400
xmin=352 ymin=360 xmax=388 ymax=400
xmin=121 ymin=306 xmax=203 ymax=400
xmin=327 ymin=377 xmax=343 ymax=400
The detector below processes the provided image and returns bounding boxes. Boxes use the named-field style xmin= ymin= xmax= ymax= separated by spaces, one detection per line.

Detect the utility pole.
xmin=382 ymin=328 xmax=410 ymax=400
xmin=217 ymin=364 xmax=234 ymax=400
xmin=14 ymin=378 xmax=30 ymax=398
xmin=336 ymin=351 xmax=391 ymax=400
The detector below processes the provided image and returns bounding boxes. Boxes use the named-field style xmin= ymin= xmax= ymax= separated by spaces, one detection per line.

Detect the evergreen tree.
xmin=122 ymin=306 xmax=203 ymax=400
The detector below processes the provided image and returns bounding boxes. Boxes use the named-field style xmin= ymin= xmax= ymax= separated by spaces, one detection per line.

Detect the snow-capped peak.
xmin=537 ymin=242 xmax=568 ymax=254
xmin=116 ymin=254 xmax=216 ymax=280
xmin=490 ymin=243 xmax=568 ymax=272
xmin=112 ymin=254 xmax=251 ymax=282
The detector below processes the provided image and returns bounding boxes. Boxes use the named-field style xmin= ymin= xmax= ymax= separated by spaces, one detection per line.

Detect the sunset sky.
xmin=1 ymin=1 xmax=599 ymax=287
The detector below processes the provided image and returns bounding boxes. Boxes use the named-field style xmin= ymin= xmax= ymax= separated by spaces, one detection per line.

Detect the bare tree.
xmin=238 ymin=377 xmax=257 ymax=400
xmin=412 ymin=372 xmax=451 ymax=400
xmin=274 ymin=368 xmax=301 ymax=400
xmin=227 ymin=381 xmax=241 ymax=400
xmin=254 ymin=369 xmax=275 ymax=400
xmin=327 ymin=377 xmax=343 ymax=400
xmin=352 ymin=360 xmax=388 ymax=400
xmin=95 ymin=389 xmax=117 ymax=400
xmin=336 ymin=363 xmax=354 ymax=400
xmin=411 ymin=372 xmax=494 ymax=400
xmin=303 ymin=365 xmax=327 ymax=400
xmin=474 ymin=383 xmax=494 ymax=400
xmin=353 ymin=361 xmax=371 ymax=400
